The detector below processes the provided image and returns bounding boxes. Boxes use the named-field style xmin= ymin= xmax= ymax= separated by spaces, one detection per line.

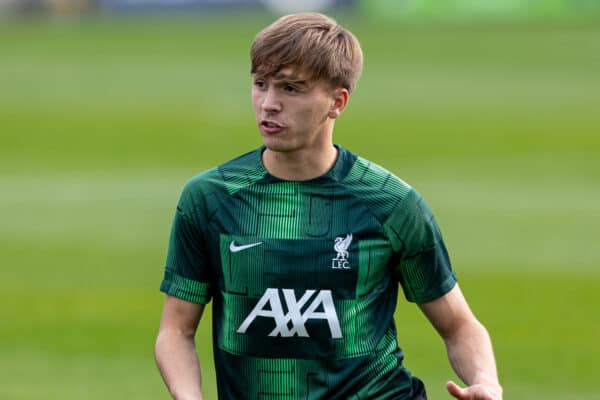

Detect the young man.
xmin=155 ymin=13 xmax=502 ymax=400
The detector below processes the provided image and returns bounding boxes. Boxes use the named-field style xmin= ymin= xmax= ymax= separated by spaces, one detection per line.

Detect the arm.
xmin=155 ymin=294 xmax=206 ymax=400
xmin=418 ymin=284 xmax=502 ymax=400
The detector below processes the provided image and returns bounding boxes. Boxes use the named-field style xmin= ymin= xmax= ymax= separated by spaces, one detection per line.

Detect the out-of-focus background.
xmin=1 ymin=0 xmax=599 ymax=399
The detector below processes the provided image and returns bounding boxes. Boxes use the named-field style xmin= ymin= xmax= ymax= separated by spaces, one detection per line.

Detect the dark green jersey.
xmin=160 ymin=146 xmax=456 ymax=400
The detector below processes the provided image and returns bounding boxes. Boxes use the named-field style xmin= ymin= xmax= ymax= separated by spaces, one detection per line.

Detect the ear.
xmin=328 ymin=88 xmax=350 ymax=119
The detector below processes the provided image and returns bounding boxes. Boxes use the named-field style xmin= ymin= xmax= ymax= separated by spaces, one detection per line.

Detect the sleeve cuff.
xmin=160 ymin=270 xmax=212 ymax=304
xmin=406 ymin=273 xmax=458 ymax=304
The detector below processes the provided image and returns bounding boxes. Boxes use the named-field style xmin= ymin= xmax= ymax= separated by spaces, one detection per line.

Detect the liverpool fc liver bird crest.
xmin=332 ymin=234 xmax=353 ymax=269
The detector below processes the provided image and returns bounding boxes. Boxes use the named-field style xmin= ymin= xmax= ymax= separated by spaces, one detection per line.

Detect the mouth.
xmin=259 ymin=120 xmax=285 ymax=134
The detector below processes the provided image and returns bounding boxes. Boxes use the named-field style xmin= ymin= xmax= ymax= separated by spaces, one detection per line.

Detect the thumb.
xmin=446 ymin=380 xmax=467 ymax=399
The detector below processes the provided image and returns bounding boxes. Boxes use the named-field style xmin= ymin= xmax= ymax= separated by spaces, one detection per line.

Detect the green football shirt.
xmin=160 ymin=145 xmax=457 ymax=399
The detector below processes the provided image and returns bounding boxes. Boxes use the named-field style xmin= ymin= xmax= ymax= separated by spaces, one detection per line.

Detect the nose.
xmin=261 ymin=87 xmax=282 ymax=114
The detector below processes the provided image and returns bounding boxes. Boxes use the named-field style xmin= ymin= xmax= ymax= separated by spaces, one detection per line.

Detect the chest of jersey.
xmin=205 ymin=181 xmax=398 ymax=359
xmin=208 ymin=181 xmax=394 ymax=296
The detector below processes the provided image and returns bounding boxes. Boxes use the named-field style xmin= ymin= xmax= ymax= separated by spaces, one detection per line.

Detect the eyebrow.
xmin=273 ymin=70 xmax=309 ymax=83
xmin=253 ymin=71 xmax=311 ymax=87
xmin=274 ymin=70 xmax=297 ymax=79
xmin=277 ymin=78 xmax=310 ymax=89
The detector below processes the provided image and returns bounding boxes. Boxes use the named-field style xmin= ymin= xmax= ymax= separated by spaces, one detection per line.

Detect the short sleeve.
xmin=383 ymin=189 xmax=457 ymax=303
xmin=160 ymin=183 xmax=214 ymax=304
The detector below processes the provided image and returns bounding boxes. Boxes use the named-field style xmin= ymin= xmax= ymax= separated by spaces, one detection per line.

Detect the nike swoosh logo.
xmin=229 ymin=241 xmax=263 ymax=253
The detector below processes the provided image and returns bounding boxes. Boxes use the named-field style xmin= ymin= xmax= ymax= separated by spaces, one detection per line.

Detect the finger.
xmin=446 ymin=381 xmax=467 ymax=399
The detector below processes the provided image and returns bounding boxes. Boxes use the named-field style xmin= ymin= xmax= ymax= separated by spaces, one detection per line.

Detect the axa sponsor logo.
xmin=331 ymin=233 xmax=352 ymax=269
xmin=237 ymin=288 xmax=342 ymax=339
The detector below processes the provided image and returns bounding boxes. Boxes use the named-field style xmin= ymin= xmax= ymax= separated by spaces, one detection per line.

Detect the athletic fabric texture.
xmin=160 ymin=145 xmax=456 ymax=399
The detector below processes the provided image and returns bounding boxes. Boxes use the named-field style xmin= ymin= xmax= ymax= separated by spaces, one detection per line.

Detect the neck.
xmin=262 ymin=145 xmax=338 ymax=181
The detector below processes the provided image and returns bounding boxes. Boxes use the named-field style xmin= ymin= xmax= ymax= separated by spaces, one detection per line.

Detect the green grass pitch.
xmin=1 ymin=14 xmax=599 ymax=399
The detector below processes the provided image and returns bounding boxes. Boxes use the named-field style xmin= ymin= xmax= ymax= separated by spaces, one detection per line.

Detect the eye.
xmin=284 ymin=84 xmax=299 ymax=93
xmin=254 ymin=79 xmax=267 ymax=90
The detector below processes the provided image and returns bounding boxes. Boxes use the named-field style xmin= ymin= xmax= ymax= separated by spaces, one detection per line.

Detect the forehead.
xmin=253 ymin=65 xmax=313 ymax=82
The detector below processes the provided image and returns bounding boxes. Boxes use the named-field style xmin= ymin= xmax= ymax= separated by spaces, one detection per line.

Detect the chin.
xmin=262 ymin=136 xmax=300 ymax=153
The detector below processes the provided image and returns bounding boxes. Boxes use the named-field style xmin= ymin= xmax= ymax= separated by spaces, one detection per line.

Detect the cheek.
xmin=251 ymin=91 xmax=262 ymax=111
xmin=295 ymin=100 xmax=324 ymax=119
xmin=305 ymin=103 xmax=330 ymax=123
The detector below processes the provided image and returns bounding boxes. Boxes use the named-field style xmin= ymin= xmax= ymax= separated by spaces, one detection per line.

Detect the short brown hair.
xmin=250 ymin=13 xmax=363 ymax=93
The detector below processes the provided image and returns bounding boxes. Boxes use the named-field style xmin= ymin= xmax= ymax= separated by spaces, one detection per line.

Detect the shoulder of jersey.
xmin=340 ymin=154 xmax=413 ymax=224
xmin=180 ymin=148 xmax=265 ymax=204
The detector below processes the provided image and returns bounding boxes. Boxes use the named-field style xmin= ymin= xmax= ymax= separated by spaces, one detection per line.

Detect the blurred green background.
xmin=1 ymin=3 xmax=599 ymax=399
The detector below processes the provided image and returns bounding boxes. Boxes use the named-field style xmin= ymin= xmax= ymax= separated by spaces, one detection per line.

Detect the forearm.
xmin=444 ymin=318 xmax=502 ymax=395
xmin=155 ymin=330 xmax=204 ymax=400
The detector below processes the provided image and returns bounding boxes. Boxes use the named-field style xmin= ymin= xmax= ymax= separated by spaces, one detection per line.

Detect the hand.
xmin=446 ymin=380 xmax=502 ymax=400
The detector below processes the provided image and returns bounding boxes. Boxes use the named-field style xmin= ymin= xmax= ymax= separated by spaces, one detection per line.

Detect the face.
xmin=251 ymin=66 xmax=346 ymax=154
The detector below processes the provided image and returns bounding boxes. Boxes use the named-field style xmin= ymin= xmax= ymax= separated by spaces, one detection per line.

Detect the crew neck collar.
xmin=257 ymin=145 xmax=352 ymax=183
